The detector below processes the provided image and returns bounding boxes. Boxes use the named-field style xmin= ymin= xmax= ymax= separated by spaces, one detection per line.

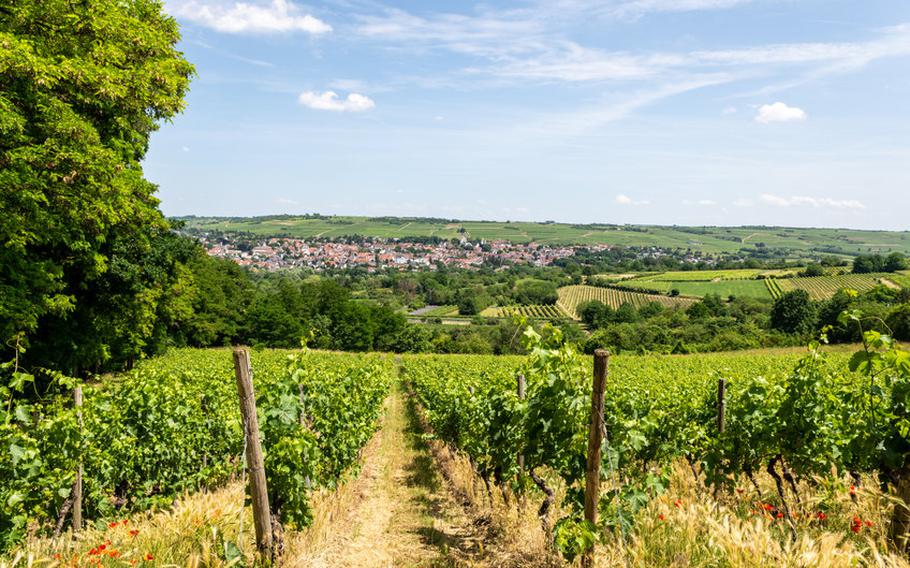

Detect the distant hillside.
xmin=174 ymin=215 xmax=910 ymax=258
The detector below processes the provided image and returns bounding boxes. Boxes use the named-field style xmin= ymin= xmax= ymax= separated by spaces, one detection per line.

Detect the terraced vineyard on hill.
xmin=557 ymin=284 xmax=696 ymax=319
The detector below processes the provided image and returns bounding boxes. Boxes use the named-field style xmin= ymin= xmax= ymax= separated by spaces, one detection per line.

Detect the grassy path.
xmin=297 ymin=383 xmax=485 ymax=567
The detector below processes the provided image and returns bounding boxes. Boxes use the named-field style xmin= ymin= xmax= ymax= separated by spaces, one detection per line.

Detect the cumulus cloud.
xmin=298 ymin=91 xmax=376 ymax=112
xmin=167 ymin=0 xmax=331 ymax=34
xmin=755 ymin=102 xmax=807 ymax=123
xmin=760 ymin=194 xmax=865 ymax=210
xmin=616 ymin=194 xmax=650 ymax=205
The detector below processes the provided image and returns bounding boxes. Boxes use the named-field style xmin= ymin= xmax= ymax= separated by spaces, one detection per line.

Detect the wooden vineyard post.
xmin=517 ymin=374 xmax=526 ymax=474
xmin=584 ymin=350 xmax=609 ymax=567
xmin=717 ymin=378 xmax=726 ymax=435
xmin=73 ymin=385 xmax=83 ymax=533
xmin=233 ymin=347 xmax=273 ymax=555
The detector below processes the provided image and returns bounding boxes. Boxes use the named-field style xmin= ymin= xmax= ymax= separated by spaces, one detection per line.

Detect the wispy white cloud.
xmin=755 ymin=102 xmax=807 ymax=123
xmin=530 ymin=0 xmax=757 ymax=20
xmin=167 ymin=0 xmax=331 ymax=34
xmin=608 ymin=0 xmax=755 ymax=18
xmin=616 ymin=194 xmax=650 ymax=205
xmin=298 ymin=91 xmax=376 ymax=112
xmin=760 ymin=194 xmax=865 ymax=209
xmin=353 ymin=6 xmax=910 ymax=87
xmin=189 ymin=38 xmax=274 ymax=67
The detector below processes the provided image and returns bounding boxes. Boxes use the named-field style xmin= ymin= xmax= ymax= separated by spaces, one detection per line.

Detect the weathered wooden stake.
xmin=717 ymin=378 xmax=726 ymax=435
xmin=517 ymin=374 xmax=526 ymax=474
xmin=73 ymin=386 xmax=83 ymax=532
xmin=233 ymin=347 xmax=273 ymax=555
xmin=583 ymin=350 xmax=609 ymax=567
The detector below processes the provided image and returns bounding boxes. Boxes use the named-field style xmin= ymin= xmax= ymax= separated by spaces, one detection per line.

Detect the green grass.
xmin=614 ymin=278 xmax=773 ymax=299
xmin=176 ymin=216 xmax=910 ymax=257
xmin=886 ymin=273 xmax=910 ymax=289
xmin=411 ymin=305 xmax=459 ymax=317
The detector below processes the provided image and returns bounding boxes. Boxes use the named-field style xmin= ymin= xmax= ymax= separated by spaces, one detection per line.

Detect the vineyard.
xmin=403 ymin=326 xmax=910 ymax=563
xmin=634 ymin=269 xmax=766 ymax=281
xmin=766 ymin=274 xmax=889 ymax=300
xmin=557 ymin=285 xmax=696 ymax=319
xmin=1 ymin=348 xmax=393 ymax=553
xmin=7 ymin=335 xmax=910 ymax=565
xmin=480 ymin=305 xmax=568 ymax=319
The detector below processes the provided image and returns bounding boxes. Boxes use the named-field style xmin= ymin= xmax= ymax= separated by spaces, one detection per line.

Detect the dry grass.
xmin=591 ymin=463 xmax=910 ymax=568
xmin=1 ymin=484 xmax=257 ymax=568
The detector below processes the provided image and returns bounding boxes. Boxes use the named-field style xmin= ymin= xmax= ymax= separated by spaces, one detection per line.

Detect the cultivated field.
xmin=557 ymin=285 xmax=696 ymax=318
xmin=410 ymin=305 xmax=459 ymax=317
xmin=634 ymin=269 xmax=766 ymax=281
xmin=612 ymin=277 xmax=773 ymax=299
xmin=769 ymin=273 xmax=892 ymax=300
xmin=480 ymin=304 xmax=568 ymax=319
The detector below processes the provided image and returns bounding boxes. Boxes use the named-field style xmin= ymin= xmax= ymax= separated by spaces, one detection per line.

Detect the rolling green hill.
xmin=177 ymin=215 xmax=910 ymax=258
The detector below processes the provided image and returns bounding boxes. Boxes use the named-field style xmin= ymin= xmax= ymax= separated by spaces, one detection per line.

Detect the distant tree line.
xmin=577 ymin=284 xmax=910 ymax=355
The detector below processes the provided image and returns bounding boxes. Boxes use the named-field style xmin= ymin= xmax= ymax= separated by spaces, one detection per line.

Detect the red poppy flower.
xmin=130 ymin=529 xmax=139 ymax=537
xmin=849 ymin=485 xmax=857 ymax=495
xmin=865 ymin=520 xmax=874 ymax=527
xmin=762 ymin=503 xmax=775 ymax=512
xmin=144 ymin=553 xmax=154 ymax=561
xmin=816 ymin=511 xmax=827 ymax=521
xmin=658 ymin=514 xmax=666 ymax=521
xmin=108 ymin=521 xmax=119 ymax=529
xmin=674 ymin=499 xmax=682 ymax=508
xmin=776 ymin=512 xmax=784 ymax=519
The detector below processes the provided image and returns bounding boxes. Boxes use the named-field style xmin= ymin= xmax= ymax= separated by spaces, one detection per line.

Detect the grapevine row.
xmin=403 ymin=327 xmax=910 ymax=555
xmin=0 ymin=349 xmax=392 ymax=547
xmin=557 ymin=285 xmax=695 ymax=318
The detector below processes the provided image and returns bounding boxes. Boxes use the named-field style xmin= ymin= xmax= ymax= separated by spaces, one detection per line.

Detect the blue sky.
xmin=148 ymin=0 xmax=910 ymax=229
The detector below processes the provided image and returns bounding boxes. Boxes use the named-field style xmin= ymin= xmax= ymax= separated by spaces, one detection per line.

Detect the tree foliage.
xmin=0 ymin=0 xmax=194 ymax=373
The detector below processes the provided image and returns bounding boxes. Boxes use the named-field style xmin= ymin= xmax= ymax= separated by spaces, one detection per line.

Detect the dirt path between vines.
xmin=291 ymin=384 xmax=487 ymax=568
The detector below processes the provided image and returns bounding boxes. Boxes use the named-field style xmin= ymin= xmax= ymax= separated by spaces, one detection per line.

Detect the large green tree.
xmin=0 ymin=0 xmax=193 ymax=373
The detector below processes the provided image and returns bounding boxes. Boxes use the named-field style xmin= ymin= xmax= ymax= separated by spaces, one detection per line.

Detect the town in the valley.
xmin=194 ymin=234 xmax=607 ymax=271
